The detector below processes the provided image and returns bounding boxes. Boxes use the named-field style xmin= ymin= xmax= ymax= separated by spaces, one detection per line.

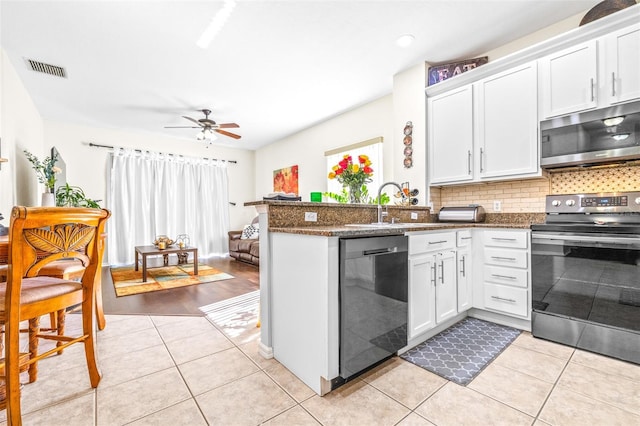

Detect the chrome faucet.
xmin=376 ymin=182 xmax=406 ymax=224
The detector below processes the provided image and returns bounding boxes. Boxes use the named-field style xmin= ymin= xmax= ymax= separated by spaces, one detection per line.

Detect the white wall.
xmin=393 ymin=63 xmax=428 ymax=204
xmin=0 ymin=48 xmax=46 ymax=215
xmin=43 ymin=120 xmax=257 ymax=231
xmin=254 ymin=95 xmax=394 ymax=201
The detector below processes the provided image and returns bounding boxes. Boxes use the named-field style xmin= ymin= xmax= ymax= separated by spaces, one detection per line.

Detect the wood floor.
xmin=101 ymin=256 xmax=259 ymax=316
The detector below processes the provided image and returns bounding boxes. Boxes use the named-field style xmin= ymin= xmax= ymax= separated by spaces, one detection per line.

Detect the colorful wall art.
xmin=273 ymin=165 xmax=299 ymax=195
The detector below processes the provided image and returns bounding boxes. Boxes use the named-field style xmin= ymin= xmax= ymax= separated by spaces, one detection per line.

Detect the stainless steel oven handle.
xmin=532 ymin=233 xmax=640 ymax=246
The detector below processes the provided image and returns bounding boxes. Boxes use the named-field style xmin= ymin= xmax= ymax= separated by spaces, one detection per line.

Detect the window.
xmin=325 ymin=137 xmax=383 ymax=200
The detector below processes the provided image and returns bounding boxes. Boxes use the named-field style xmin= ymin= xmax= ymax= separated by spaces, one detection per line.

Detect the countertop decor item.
xmin=327 ymin=154 xmax=374 ymax=204
xmin=23 ymin=149 xmax=61 ymax=193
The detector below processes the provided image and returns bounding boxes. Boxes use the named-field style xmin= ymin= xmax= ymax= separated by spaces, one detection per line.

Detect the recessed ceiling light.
xmin=396 ymin=34 xmax=415 ymax=48
xmin=197 ymin=0 xmax=237 ymax=49
xmin=603 ymin=116 xmax=624 ymax=126
xmin=612 ymin=133 xmax=630 ymax=141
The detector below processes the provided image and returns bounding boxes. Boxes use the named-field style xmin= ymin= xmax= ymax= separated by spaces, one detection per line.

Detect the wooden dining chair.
xmin=0 ymin=206 xmax=110 ymax=425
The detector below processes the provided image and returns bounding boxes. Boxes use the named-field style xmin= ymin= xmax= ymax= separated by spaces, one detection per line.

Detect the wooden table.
xmin=135 ymin=245 xmax=198 ymax=283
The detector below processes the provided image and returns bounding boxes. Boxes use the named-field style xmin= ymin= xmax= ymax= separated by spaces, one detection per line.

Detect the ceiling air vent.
xmin=25 ymin=59 xmax=67 ymax=78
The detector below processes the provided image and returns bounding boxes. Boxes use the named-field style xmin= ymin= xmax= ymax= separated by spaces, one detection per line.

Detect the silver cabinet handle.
xmin=590 ymin=77 xmax=595 ymax=101
xmin=612 ymin=72 xmax=616 ymax=97
xmin=491 ymin=295 xmax=516 ymax=303
xmin=428 ymin=240 xmax=448 ymax=245
xmin=461 ymin=236 xmax=472 ymax=240
xmin=480 ymin=147 xmax=484 ymax=172
xmin=439 ymin=261 xmax=444 ymax=283
xmin=460 ymin=257 xmax=466 ymax=277
xmin=491 ymin=256 xmax=516 ymax=261
xmin=491 ymin=273 xmax=516 ymax=280
xmin=467 ymin=150 xmax=472 ymax=175
xmin=491 ymin=237 xmax=516 ymax=241
xmin=431 ymin=264 xmax=437 ymax=286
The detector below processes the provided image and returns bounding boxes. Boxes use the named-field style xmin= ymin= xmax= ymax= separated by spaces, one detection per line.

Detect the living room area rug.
xmin=110 ymin=263 xmax=234 ymax=297
xmin=400 ymin=317 xmax=521 ymax=386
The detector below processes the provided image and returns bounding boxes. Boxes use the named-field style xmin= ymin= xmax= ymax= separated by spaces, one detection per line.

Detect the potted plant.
xmin=55 ymin=183 xmax=101 ymax=208
xmin=23 ymin=150 xmax=61 ymax=206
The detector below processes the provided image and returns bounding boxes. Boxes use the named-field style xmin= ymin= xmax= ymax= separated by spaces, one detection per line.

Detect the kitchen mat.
xmin=400 ymin=317 xmax=521 ymax=385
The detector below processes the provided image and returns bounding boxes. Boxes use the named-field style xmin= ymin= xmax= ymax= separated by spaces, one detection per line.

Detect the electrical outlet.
xmin=410 ymin=212 xmax=418 ymax=220
xmin=304 ymin=212 xmax=318 ymax=222
xmin=493 ymin=200 xmax=502 ymax=212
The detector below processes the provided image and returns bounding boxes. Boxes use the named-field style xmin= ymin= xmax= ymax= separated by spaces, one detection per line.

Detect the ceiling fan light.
xmin=196 ymin=131 xmax=205 ymax=140
xmin=603 ymin=116 xmax=625 ymax=126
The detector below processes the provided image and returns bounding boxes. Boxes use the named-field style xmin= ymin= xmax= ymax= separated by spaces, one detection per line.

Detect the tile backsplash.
xmin=432 ymin=163 xmax=640 ymax=213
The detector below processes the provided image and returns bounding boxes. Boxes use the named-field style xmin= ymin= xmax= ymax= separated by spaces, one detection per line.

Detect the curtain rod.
xmin=88 ymin=142 xmax=238 ymax=164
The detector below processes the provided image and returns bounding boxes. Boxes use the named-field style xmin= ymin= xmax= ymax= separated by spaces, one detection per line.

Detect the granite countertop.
xmin=269 ymin=222 xmax=533 ymax=237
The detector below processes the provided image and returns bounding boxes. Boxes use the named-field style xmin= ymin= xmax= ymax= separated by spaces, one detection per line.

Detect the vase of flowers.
xmin=328 ymin=154 xmax=373 ymax=204
xmin=23 ymin=150 xmax=61 ymax=205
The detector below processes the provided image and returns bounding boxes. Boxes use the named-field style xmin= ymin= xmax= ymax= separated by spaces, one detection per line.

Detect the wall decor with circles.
xmin=403 ymin=121 xmax=413 ymax=169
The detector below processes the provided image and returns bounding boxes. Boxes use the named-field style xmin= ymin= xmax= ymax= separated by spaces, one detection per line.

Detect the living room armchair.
xmin=228 ymin=217 xmax=259 ymax=266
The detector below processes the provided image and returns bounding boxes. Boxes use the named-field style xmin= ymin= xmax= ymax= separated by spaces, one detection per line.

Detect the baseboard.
xmin=259 ymin=342 xmax=274 ymax=359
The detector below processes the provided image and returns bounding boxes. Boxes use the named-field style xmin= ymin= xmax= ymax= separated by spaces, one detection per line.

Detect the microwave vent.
xmin=25 ymin=59 xmax=67 ymax=78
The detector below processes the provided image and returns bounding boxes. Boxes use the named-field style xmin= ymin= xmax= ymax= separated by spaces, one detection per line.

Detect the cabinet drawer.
xmin=483 ymin=283 xmax=528 ymax=317
xmin=409 ymin=232 xmax=455 ymax=255
xmin=457 ymin=230 xmax=472 ymax=247
xmin=484 ymin=248 xmax=528 ymax=268
xmin=484 ymin=265 xmax=528 ymax=288
xmin=483 ymin=230 xmax=528 ymax=249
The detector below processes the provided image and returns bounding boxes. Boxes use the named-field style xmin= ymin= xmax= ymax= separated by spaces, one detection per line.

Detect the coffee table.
xmin=134 ymin=245 xmax=198 ymax=283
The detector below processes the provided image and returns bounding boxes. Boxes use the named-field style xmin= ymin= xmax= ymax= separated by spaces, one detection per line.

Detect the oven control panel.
xmin=546 ymin=192 xmax=640 ymax=213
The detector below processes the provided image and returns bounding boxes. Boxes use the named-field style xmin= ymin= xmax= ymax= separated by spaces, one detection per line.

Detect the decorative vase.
xmin=347 ymin=183 xmax=363 ymax=204
xmin=41 ymin=192 xmax=55 ymax=207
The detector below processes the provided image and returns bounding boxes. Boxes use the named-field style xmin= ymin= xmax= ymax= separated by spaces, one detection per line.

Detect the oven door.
xmin=531 ymin=232 xmax=640 ymax=363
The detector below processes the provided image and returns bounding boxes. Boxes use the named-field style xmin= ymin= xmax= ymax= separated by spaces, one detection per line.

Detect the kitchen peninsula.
xmin=250 ymin=200 xmax=542 ymax=395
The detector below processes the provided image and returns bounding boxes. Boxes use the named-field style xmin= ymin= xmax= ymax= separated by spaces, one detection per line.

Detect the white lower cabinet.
xmin=456 ymin=230 xmax=473 ymax=312
xmin=408 ymin=232 xmax=457 ymax=340
xmin=480 ymin=229 xmax=531 ymax=319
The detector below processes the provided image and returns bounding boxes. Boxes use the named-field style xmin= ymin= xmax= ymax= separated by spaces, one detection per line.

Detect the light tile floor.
xmin=2 ymin=313 xmax=639 ymax=425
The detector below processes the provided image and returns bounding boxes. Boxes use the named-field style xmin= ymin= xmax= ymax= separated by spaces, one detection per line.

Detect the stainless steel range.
xmin=531 ymin=192 xmax=640 ymax=364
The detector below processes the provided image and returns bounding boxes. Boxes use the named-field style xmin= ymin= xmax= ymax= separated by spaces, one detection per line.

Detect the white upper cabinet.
xmin=476 ymin=62 xmax=539 ymax=179
xmin=603 ymin=23 xmax=640 ymax=105
xmin=540 ymin=23 xmax=640 ymax=118
xmin=428 ymin=63 xmax=538 ymax=185
xmin=540 ymin=40 xmax=598 ymax=118
xmin=428 ymin=86 xmax=473 ymax=185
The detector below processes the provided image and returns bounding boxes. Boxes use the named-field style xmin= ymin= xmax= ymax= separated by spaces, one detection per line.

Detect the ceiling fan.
xmin=165 ymin=109 xmax=241 ymax=140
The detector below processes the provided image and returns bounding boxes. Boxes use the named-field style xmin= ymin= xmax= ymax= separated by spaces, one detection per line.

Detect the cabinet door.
xmin=476 ymin=62 xmax=538 ymax=179
xmin=428 ymin=85 xmax=474 ymax=184
xmin=408 ymin=255 xmax=436 ymax=340
xmin=541 ymin=40 xmax=598 ymax=118
xmin=435 ymin=251 xmax=457 ymax=324
xmin=457 ymin=248 xmax=473 ymax=312
xmin=605 ymin=23 xmax=640 ymax=104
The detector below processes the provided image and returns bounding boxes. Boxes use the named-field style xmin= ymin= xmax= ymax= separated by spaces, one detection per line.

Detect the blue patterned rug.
xmin=400 ymin=317 xmax=521 ymax=385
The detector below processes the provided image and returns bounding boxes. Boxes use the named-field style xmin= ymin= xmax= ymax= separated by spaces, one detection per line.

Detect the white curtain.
xmin=107 ymin=148 xmax=230 ymax=266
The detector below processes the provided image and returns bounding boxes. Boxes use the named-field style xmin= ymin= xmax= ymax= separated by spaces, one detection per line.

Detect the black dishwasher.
xmin=338 ymin=235 xmax=408 ymax=384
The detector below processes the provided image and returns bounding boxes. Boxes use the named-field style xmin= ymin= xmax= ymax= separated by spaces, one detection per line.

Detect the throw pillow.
xmin=241 ymin=223 xmax=260 ymax=239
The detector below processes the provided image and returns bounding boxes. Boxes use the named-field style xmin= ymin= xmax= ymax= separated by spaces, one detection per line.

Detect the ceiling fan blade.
xmin=182 ymin=116 xmax=204 ymax=127
xmin=217 ymin=123 xmax=240 ymax=128
xmin=215 ymin=129 xmax=241 ymax=139
xmin=164 ymin=126 xmax=201 ymax=129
